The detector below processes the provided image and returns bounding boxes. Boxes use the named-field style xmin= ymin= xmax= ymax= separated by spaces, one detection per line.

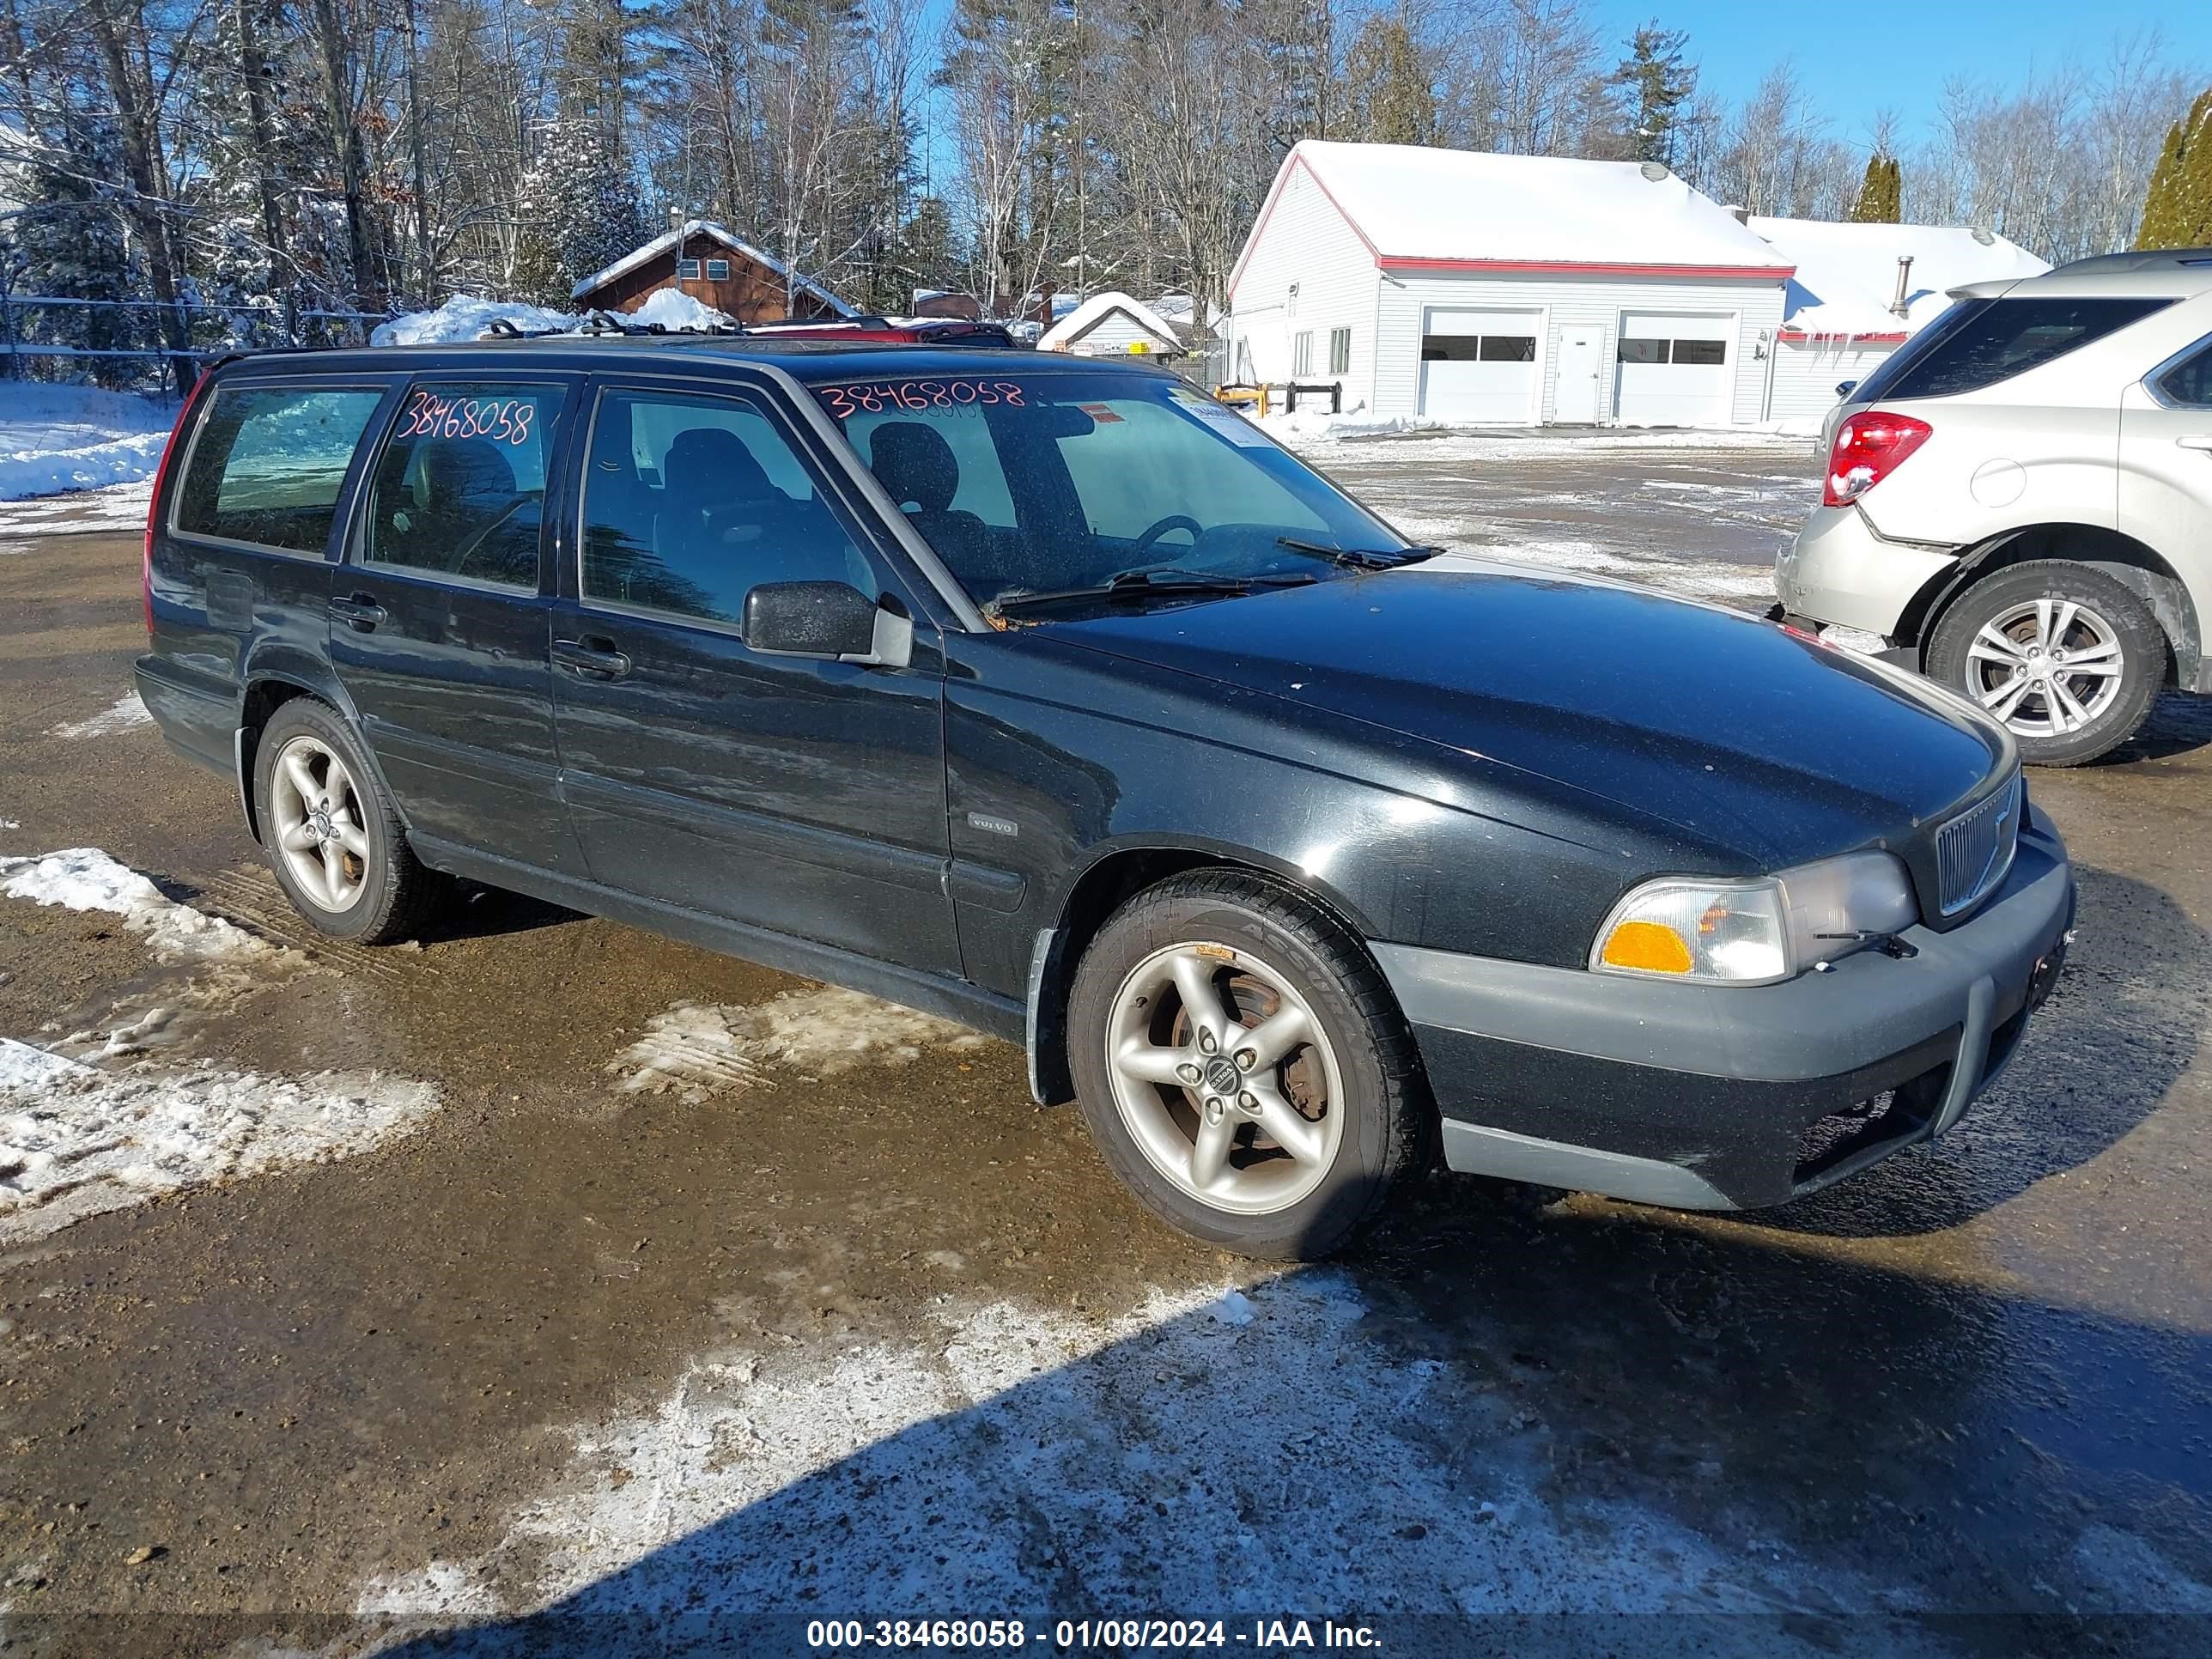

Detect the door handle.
xmin=330 ymin=593 xmax=387 ymax=629
xmin=2178 ymin=434 xmax=2212 ymax=453
xmin=553 ymin=638 xmax=632 ymax=679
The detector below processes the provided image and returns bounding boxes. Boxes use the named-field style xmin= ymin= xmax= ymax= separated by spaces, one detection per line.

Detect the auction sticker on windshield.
xmin=1170 ymin=388 xmax=1273 ymax=447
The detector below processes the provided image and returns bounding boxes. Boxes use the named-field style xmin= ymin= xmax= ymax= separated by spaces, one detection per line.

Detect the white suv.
xmin=1776 ymin=249 xmax=2212 ymax=764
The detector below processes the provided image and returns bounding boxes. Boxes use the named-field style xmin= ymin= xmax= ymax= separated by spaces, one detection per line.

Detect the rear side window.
xmin=173 ymin=386 xmax=386 ymax=554
xmin=362 ymin=383 xmax=566 ymax=590
xmin=1850 ymin=296 xmax=2172 ymax=404
xmin=2152 ymin=338 xmax=2212 ymax=408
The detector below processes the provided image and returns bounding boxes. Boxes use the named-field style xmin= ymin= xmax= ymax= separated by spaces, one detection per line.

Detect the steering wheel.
xmin=1132 ymin=514 xmax=1203 ymax=554
xmin=448 ymin=493 xmax=538 ymax=578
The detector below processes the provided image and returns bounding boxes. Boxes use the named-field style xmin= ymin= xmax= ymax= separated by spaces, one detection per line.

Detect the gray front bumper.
xmin=1376 ymin=806 xmax=2075 ymax=1209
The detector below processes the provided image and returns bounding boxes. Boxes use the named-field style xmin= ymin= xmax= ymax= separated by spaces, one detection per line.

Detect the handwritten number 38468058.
xmin=397 ymin=392 xmax=536 ymax=447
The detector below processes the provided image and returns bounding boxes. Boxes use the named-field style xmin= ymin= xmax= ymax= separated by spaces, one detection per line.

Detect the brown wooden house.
xmin=570 ymin=222 xmax=854 ymax=325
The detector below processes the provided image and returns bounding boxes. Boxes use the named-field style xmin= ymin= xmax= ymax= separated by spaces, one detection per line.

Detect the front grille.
xmin=1936 ymin=769 xmax=2022 ymax=916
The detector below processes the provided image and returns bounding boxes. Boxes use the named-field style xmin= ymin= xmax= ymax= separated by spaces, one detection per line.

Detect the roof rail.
xmin=2050 ymin=247 xmax=2212 ymax=276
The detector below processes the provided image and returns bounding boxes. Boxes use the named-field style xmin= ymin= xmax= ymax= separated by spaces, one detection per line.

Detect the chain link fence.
xmin=0 ymin=293 xmax=395 ymax=392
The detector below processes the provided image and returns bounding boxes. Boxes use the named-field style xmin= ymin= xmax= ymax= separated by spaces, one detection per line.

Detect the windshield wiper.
xmin=1275 ymin=536 xmax=1444 ymax=570
xmin=990 ymin=567 xmax=1316 ymax=617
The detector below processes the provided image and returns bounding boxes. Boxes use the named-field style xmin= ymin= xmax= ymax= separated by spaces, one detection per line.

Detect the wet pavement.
xmin=2 ymin=441 xmax=2209 ymax=1656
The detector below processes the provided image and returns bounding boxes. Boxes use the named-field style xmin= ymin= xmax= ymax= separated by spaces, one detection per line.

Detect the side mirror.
xmin=741 ymin=580 xmax=913 ymax=668
xmin=1834 ymin=380 xmax=1859 ymax=398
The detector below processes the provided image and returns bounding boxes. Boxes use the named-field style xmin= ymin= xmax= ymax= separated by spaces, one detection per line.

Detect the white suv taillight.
xmin=1823 ymin=410 xmax=1933 ymax=508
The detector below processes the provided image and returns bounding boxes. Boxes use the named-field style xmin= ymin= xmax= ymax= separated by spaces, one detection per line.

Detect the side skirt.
xmin=409 ymin=833 xmax=1028 ymax=1046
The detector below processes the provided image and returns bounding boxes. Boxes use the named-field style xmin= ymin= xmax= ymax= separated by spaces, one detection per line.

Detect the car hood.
xmin=1044 ymin=563 xmax=2008 ymax=867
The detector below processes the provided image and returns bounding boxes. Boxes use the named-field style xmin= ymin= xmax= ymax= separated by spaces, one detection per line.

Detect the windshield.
xmin=811 ymin=370 xmax=1416 ymax=611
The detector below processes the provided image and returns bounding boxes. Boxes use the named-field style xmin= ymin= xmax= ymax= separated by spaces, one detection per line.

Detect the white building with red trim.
xmin=1221 ymin=142 xmax=1797 ymax=428
xmin=1749 ymin=217 xmax=2050 ymax=420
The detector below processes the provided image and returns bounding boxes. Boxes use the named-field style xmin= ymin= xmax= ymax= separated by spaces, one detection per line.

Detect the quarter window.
xmin=1292 ymin=331 xmax=1314 ymax=376
xmin=172 ymin=385 xmax=386 ymax=555
xmin=580 ymin=389 xmax=868 ymax=626
xmin=362 ymin=383 xmax=565 ymax=590
xmin=1328 ymin=327 xmax=1352 ymax=375
xmin=2154 ymin=338 xmax=2212 ymax=408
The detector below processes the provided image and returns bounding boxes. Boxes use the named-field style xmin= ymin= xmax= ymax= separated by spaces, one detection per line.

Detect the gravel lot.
xmin=2 ymin=435 xmax=2209 ymax=1657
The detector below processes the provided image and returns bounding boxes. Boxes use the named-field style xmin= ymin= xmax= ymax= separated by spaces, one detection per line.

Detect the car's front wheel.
xmin=253 ymin=698 xmax=442 ymax=944
xmin=1066 ymin=871 xmax=1432 ymax=1260
xmin=1925 ymin=560 xmax=2165 ymax=766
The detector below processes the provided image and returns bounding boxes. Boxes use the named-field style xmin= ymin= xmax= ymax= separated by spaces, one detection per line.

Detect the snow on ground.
xmin=0 ymin=477 xmax=152 ymax=535
xmin=372 ymin=296 xmax=579 ymax=346
xmin=611 ymin=988 xmax=994 ymax=1102
xmin=46 ymin=690 xmax=153 ymax=740
xmin=1266 ymin=409 xmax=1823 ymax=455
xmin=0 ymin=381 xmax=175 ymax=501
xmin=354 ymin=1272 xmax=1953 ymax=1654
xmin=0 ymin=847 xmax=271 ymax=964
xmin=1417 ymin=540 xmax=1778 ymax=604
xmin=0 ymin=1055 xmax=437 ymax=1244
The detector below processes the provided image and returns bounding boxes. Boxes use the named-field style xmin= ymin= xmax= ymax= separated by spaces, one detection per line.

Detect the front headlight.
xmin=1592 ymin=851 xmax=1917 ymax=986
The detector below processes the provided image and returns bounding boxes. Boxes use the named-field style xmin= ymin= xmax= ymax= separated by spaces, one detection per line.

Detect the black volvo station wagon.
xmin=136 ymin=338 xmax=2074 ymax=1258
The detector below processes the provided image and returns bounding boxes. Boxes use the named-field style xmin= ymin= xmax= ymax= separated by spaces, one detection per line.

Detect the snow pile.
xmin=0 ymin=847 xmax=271 ymax=963
xmin=0 ymin=1056 xmax=437 ymax=1243
xmin=0 ymin=381 xmax=176 ymax=501
xmin=357 ymin=1273 xmax=1919 ymax=1642
xmin=629 ymin=289 xmax=733 ymax=331
xmin=372 ymin=296 xmax=578 ymax=347
xmin=46 ymin=691 xmax=153 ymax=740
xmin=611 ymin=988 xmax=994 ymax=1101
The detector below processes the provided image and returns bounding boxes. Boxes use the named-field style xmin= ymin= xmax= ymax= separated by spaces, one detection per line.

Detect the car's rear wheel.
xmin=1066 ymin=870 xmax=1431 ymax=1260
xmin=1925 ymin=561 xmax=2165 ymax=766
xmin=254 ymin=699 xmax=441 ymax=944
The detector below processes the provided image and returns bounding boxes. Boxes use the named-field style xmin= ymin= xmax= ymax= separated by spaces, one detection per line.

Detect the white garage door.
xmin=1613 ymin=311 xmax=1734 ymax=426
xmin=1419 ymin=308 xmax=1540 ymax=423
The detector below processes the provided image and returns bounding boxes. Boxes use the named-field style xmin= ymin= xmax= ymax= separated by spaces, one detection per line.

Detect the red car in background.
xmin=739 ymin=316 xmax=1024 ymax=348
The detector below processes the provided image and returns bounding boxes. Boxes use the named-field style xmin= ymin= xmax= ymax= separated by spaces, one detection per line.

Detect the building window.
xmin=1620 ymin=337 xmax=1727 ymax=366
xmin=1292 ymin=331 xmax=1314 ymax=376
xmin=1328 ymin=327 xmax=1351 ymax=375
xmin=705 ymin=258 xmax=731 ymax=281
xmin=677 ymin=258 xmax=702 ymax=280
xmin=1422 ymin=333 xmax=1534 ymax=362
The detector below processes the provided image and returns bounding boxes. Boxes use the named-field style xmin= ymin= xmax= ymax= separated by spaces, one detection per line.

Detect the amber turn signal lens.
xmin=1599 ymin=920 xmax=1695 ymax=975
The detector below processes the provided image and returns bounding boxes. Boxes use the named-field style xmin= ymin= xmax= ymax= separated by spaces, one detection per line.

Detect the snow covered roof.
xmin=570 ymin=221 xmax=854 ymax=317
xmin=1749 ymin=217 xmax=2050 ymax=337
xmin=1231 ymin=142 xmax=1794 ymax=299
xmin=1037 ymin=291 xmax=1184 ymax=352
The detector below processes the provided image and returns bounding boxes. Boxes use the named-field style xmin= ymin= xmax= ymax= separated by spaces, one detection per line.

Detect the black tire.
xmin=1924 ymin=560 xmax=2165 ymax=767
xmin=252 ymin=698 xmax=444 ymax=944
xmin=1066 ymin=870 xmax=1433 ymax=1260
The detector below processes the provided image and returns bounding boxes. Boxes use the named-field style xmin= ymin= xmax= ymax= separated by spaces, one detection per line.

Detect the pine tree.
xmin=8 ymin=122 xmax=138 ymax=386
xmin=1344 ymin=14 xmax=1434 ymax=147
xmin=2140 ymin=89 xmax=2212 ymax=250
xmin=1850 ymin=154 xmax=1902 ymax=222
xmin=1612 ymin=23 xmax=1698 ymax=170
xmin=512 ymin=115 xmax=648 ymax=307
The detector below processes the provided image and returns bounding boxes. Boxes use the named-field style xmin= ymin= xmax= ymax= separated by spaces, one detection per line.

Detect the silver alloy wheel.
xmin=270 ymin=734 xmax=371 ymax=913
xmin=1964 ymin=598 xmax=2125 ymax=738
xmin=1104 ymin=941 xmax=1345 ymax=1216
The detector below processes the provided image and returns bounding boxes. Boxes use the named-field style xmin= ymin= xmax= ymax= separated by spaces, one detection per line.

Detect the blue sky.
xmin=1593 ymin=0 xmax=2212 ymax=145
